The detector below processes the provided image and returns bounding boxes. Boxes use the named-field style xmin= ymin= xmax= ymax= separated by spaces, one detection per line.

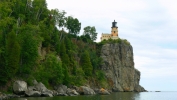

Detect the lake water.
xmin=10 ymin=92 xmax=177 ymax=100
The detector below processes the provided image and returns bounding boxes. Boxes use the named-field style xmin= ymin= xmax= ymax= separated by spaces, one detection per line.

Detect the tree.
xmin=66 ymin=16 xmax=81 ymax=35
xmin=59 ymin=41 xmax=69 ymax=66
xmin=18 ymin=25 xmax=41 ymax=76
xmin=62 ymin=64 xmax=70 ymax=85
xmin=80 ymin=51 xmax=93 ymax=77
xmin=32 ymin=0 xmax=48 ymax=23
xmin=6 ymin=31 xmax=21 ymax=78
xmin=50 ymin=9 xmax=66 ymax=29
xmin=83 ymin=26 xmax=98 ymax=41
xmin=42 ymin=53 xmax=63 ymax=85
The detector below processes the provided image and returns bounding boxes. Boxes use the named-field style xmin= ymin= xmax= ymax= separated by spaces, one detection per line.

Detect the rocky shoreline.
xmin=0 ymin=80 xmax=111 ymax=100
xmin=0 ymin=80 xmax=146 ymax=100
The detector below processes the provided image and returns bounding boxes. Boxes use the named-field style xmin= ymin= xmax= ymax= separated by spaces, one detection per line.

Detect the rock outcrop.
xmin=12 ymin=80 xmax=54 ymax=97
xmin=66 ymin=88 xmax=79 ymax=96
xmin=98 ymin=88 xmax=110 ymax=95
xmin=77 ymin=86 xmax=95 ymax=95
xmin=25 ymin=90 xmax=41 ymax=97
xmin=27 ymin=81 xmax=53 ymax=97
xmin=54 ymin=85 xmax=68 ymax=96
xmin=13 ymin=80 xmax=27 ymax=95
xmin=100 ymin=42 xmax=146 ymax=92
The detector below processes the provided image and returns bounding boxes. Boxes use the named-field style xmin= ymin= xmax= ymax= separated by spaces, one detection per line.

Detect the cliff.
xmin=100 ymin=42 xmax=146 ymax=92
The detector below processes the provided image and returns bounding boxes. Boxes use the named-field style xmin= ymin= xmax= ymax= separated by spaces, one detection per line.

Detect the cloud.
xmin=157 ymin=0 xmax=177 ymax=20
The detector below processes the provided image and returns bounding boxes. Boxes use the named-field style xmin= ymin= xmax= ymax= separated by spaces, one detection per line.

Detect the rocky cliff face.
xmin=100 ymin=42 xmax=146 ymax=92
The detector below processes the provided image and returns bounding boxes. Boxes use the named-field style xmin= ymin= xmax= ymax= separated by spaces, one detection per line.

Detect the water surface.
xmin=10 ymin=92 xmax=177 ymax=100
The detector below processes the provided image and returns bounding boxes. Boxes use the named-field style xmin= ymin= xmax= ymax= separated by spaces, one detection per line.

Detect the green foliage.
xmin=62 ymin=64 xmax=70 ymax=85
xmin=60 ymin=41 xmax=70 ymax=66
xmin=89 ymin=51 xmax=102 ymax=71
xmin=50 ymin=9 xmax=66 ymax=29
xmin=6 ymin=31 xmax=21 ymax=79
xmin=95 ymin=70 xmax=105 ymax=81
xmin=66 ymin=16 xmax=81 ymax=35
xmin=17 ymin=25 xmax=41 ymax=76
xmin=0 ymin=0 xmax=130 ymax=90
xmin=98 ymin=38 xmax=130 ymax=45
xmin=83 ymin=26 xmax=98 ymax=41
xmin=80 ymin=34 xmax=92 ymax=43
xmin=80 ymin=51 xmax=93 ymax=77
xmin=72 ymin=68 xmax=86 ymax=86
xmin=34 ymin=53 xmax=64 ymax=86
xmin=42 ymin=53 xmax=63 ymax=85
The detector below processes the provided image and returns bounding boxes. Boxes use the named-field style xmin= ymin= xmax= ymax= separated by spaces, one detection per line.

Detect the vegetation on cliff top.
xmin=0 ymin=0 xmax=129 ymax=92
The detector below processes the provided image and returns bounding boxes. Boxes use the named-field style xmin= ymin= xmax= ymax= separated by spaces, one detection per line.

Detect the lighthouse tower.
xmin=111 ymin=20 xmax=119 ymax=39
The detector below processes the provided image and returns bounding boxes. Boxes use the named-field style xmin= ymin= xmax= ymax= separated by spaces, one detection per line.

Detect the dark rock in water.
xmin=77 ymin=86 xmax=95 ymax=95
xmin=13 ymin=80 xmax=27 ymax=95
xmin=100 ymin=43 xmax=146 ymax=92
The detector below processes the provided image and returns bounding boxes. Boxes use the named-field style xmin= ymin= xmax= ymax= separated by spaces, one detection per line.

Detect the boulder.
xmin=66 ymin=88 xmax=79 ymax=96
xmin=13 ymin=80 xmax=27 ymax=95
xmin=0 ymin=92 xmax=6 ymax=100
xmin=27 ymin=86 xmax=36 ymax=91
xmin=25 ymin=90 xmax=41 ymax=97
xmin=52 ymin=90 xmax=58 ymax=96
xmin=77 ymin=86 xmax=95 ymax=95
xmin=41 ymin=91 xmax=53 ymax=97
xmin=41 ymin=89 xmax=53 ymax=97
xmin=54 ymin=85 xmax=68 ymax=96
xmin=34 ymin=82 xmax=47 ymax=93
xmin=24 ymin=81 xmax=53 ymax=97
xmin=98 ymin=88 xmax=110 ymax=95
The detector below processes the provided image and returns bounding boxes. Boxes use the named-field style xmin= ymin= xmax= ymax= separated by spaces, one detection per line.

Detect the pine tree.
xmin=80 ymin=51 xmax=93 ymax=77
xmin=6 ymin=31 xmax=20 ymax=79
xmin=60 ymin=41 xmax=69 ymax=66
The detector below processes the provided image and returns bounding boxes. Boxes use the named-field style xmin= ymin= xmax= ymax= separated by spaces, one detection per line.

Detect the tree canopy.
xmin=0 ymin=0 xmax=105 ymax=91
xmin=83 ymin=26 xmax=98 ymax=41
xmin=66 ymin=16 xmax=81 ymax=35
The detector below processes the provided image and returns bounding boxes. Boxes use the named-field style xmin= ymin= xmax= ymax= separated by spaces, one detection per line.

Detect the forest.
xmin=0 ymin=0 xmax=130 ymax=93
xmin=0 ymin=0 xmax=107 ymax=92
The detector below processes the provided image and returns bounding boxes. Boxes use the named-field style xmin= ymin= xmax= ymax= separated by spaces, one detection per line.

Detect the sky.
xmin=46 ymin=0 xmax=177 ymax=91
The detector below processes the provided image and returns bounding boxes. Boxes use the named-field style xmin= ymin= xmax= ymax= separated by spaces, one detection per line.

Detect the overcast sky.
xmin=46 ymin=0 xmax=177 ymax=91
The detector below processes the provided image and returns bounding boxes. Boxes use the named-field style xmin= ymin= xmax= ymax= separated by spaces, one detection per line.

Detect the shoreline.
xmin=0 ymin=91 xmax=148 ymax=100
xmin=0 ymin=80 xmax=147 ymax=100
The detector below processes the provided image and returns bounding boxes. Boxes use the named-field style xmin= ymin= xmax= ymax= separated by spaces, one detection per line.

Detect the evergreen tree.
xmin=62 ymin=64 xmax=70 ymax=85
xmin=18 ymin=25 xmax=41 ymax=76
xmin=6 ymin=31 xmax=21 ymax=78
xmin=60 ymin=41 xmax=69 ymax=66
xmin=80 ymin=51 xmax=93 ymax=77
